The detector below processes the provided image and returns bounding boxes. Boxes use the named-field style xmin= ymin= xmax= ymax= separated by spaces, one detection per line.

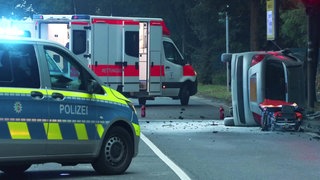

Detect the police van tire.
xmin=92 ymin=126 xmax=133 ymax=175
xmin=180 ymin=86 xmax=190 ymax=106
xmin=0 ymin=164 xmax=31 ymax=174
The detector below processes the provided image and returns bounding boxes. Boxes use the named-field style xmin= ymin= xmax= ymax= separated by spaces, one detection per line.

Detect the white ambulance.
xmin=31 ymin=14 xmax=197 ymax=105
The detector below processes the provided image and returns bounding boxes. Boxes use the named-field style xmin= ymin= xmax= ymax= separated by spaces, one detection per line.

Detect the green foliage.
xmin=279 ymin=6 xmax=307 ymax=48
xmin=197 ymin=84 xmax=231 ymax=103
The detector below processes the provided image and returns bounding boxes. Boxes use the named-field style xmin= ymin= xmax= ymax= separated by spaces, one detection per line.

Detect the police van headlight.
xmin=127 ymin=101 xmax=137 ymax=114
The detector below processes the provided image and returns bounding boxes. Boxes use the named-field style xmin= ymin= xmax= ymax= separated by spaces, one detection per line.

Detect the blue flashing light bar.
xmin=72 ymin=14 xmax=90 ymax=20
xmin=32 ymin=14 xmax=44 ymax=19
xmin=0 ymin=28 xmax=30 ymax=37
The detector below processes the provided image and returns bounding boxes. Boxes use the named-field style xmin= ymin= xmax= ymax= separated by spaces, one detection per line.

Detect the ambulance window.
xmin=0 ymin=44 xmax=40 ymax=88
xmin=44 ymin=46 xmax=103 ymax=94
xmin=125 ymin=31 xmax=139 ymax=57
xmin=72 ymin=30 xmax=86 ymax=55
xmin=163 ymin=41 xmax=184 ymax=65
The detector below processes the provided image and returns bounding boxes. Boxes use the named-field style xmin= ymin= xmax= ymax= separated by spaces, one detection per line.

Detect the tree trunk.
xmin=250 ymin=0 xmax=259 ymax=51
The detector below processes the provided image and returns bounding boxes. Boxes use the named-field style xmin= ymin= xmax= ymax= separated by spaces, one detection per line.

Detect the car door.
xmin=41 ymin=45 xmax=103 ymax=156
xmin=162 ymin=39 xmax=184 ymax=96
xmin=0 ymin=42 xmax=48 ymax=158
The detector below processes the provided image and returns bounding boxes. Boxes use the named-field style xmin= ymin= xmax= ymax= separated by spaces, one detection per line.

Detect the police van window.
xmin=44 ymin=46 xmax=103 ymax=94
xmin=0 ymin=44 xmax=40 ymax=88
xmin=72 ymin=30 xmax=86 ymax=55
xmin=125 ymin=31 xmax=139 ymax=58
xmin=163 ymin=41 xmax=184 ymax=65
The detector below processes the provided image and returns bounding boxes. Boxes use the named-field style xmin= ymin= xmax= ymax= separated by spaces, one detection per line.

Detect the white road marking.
xmin=141 ymin=133 xmax=191 ymax=180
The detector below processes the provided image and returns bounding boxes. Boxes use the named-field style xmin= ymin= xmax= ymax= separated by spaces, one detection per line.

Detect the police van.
xmin=0 ymin=36 xmax=140 ymax=175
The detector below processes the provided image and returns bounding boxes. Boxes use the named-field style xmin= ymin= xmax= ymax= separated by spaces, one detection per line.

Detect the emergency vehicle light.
xmin=33 ymin=14 xmax=44 ymax=19
xmin=72 ymin=15 xmax=90 ymax=20
xmin=0 ymin=28 xmax=25 ymax=37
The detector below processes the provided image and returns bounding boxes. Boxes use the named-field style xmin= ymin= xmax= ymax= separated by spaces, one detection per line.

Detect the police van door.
xmin=91 ymin=18 xmax=140 ymax=93
xmin=43 ymin=46 xmax=100 ymax=155
xmin=148 ymin=21 xmax=162 ymax=95
xmin=0 ymin=43 xmax=47 ymax=157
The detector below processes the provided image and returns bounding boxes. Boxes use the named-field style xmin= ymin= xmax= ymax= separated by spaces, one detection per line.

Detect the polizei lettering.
xmin=59 ymin=104 xmax=89 ymax=115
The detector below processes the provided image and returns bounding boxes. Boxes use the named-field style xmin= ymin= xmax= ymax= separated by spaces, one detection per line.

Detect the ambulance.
xmin=31 ymin=14 xmax=198 ymax=105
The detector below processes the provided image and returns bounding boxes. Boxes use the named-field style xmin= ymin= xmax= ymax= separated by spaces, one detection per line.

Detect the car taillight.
xmin=251 ymin=54 xmax=265 ymax=67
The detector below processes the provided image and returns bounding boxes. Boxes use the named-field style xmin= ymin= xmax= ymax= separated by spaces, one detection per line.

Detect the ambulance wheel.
xmin=138 ymin=98 xmax=146 ymax=106
xmin=92 ymin=126 xmax=133 ymax=175
xmin=0 ymin=164 xmax=31 ymax=174
xmin=179 ymin=85 xmax=190 ymax=106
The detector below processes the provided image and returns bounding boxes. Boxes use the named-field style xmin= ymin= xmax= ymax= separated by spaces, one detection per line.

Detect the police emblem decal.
xmin=14 ymin=101 xmax=22 ymax=113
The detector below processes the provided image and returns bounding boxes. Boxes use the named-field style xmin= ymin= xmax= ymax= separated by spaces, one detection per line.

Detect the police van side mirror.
xmin=221 ymin=53 xmax=232 ymax=63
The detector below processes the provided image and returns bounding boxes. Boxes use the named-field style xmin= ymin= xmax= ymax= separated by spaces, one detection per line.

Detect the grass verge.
xmin=197 ymin=84 xmax=232 ymax=104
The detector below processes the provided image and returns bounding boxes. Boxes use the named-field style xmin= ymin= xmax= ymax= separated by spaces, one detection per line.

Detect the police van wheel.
xmin=92 ymin=126 xmax=133 ymax=175
xmin=0 ymin=164 xmax=31 ymax=174
xmin=180 ymin=86 xmax=190 ymax=106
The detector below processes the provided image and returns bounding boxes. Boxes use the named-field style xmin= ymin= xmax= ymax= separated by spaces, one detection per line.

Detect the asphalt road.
xmin=1 ymin=96 xmax=320 ymax=179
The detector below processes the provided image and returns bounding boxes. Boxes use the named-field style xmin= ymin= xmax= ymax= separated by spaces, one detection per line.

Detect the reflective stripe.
xmin=75 ymin=123 xmax=88 ymax=140
xmin=0 ymin=122 xmax=107 ymax=140
xmin=96 ymin=124 xmax=104 ymax=138
xmin=45 ymin=123 xmax=63 ymax=140
xmin=8 ymin=122 xmax=31 ymax=139
xmin=132 ymin=123 xmax=140 ymax=137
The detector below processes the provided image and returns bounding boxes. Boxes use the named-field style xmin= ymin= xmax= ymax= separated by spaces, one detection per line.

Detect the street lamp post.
xmin=225 ymin=5 xmax=230 ymax=91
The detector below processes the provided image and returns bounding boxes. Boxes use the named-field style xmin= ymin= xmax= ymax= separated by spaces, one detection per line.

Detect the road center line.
xmin=141 ymin=133 xmax=191 ymax=180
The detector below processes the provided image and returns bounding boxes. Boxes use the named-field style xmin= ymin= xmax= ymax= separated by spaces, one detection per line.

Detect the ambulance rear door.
xmin=69 ymin=18 xmax=91 ymax=67
xmin=147 ymin=21 xmax=163 ymax=95
xmin=91 ymin=18 xmax=140 ymax=93
xmin=35 ymin=17 xmax=70 ymax=47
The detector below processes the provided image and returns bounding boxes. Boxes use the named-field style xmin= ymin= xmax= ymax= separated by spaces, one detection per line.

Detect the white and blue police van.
xmin=0 ymin=36 xmax=140 ymax=175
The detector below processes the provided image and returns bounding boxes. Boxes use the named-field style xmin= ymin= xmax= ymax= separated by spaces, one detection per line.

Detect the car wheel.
xmin=92 ymin=126 xmax=133 ymax=175
xmin=0 ymin=164 xmax=31 ymax=174
xmin=179 ymin=85 xmax=190 ymax=106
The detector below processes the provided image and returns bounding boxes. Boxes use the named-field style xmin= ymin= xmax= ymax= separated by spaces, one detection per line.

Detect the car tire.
xmin=0 ymin=164 xmax=31 ymax=174
xmin=179 ymin=85 xmax=190 ymax=106
xmin=92 ymin=126 xmax=133 ymax=175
